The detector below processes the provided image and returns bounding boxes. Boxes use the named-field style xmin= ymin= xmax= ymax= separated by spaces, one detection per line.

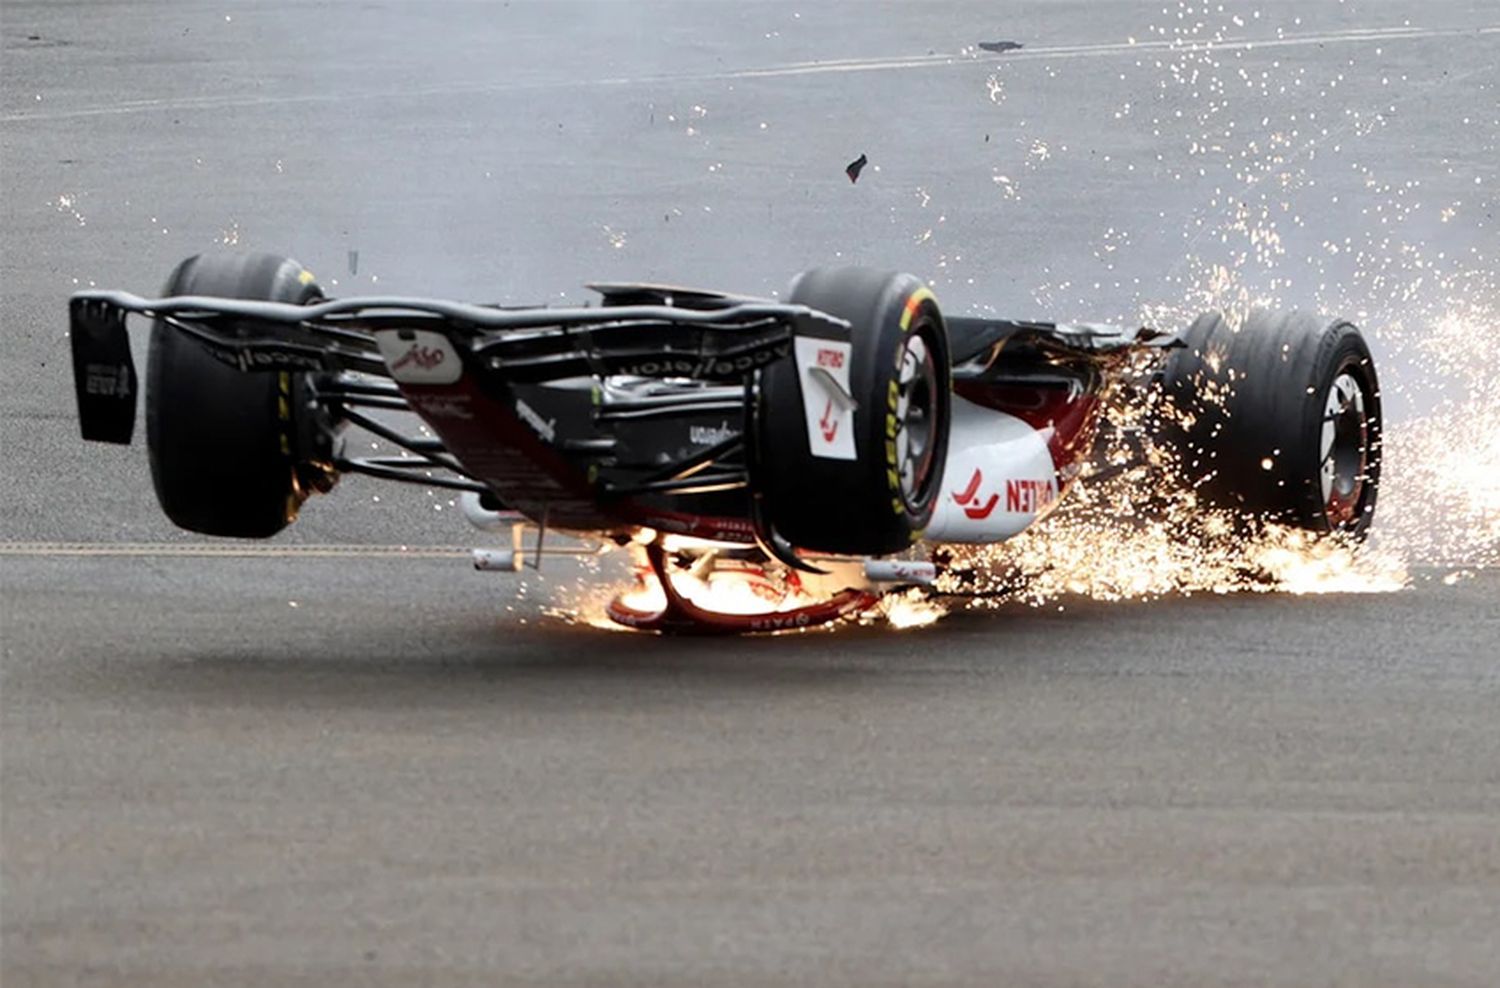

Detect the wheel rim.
xmin=1320 ymin=370 xmax=1370 ymax=527
xmin=894 ymin=332 xmax=939 ymax=511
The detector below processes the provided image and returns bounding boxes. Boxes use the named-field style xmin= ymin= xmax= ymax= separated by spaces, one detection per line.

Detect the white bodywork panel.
xmin=924 ymin=396 xmax=1059 ymax=543
xmin=792 ymin=337 xmax=857 ymax=461
xmin=373 ymin=329 xmax=463 ymax=385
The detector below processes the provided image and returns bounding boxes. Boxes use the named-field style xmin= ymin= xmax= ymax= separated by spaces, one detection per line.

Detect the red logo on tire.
xmin=819 ymin=398 xmax=839 ymax=443
xmin=951 ymin=468 xmax=999 ymax=520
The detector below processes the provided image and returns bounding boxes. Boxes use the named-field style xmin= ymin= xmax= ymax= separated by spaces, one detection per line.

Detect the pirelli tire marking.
xmin=277 ymin=370 xmax=301 ymax=521
xmin=887 ymin=376 xmax=902 ymax=514
xmin=276 ymin=371 xmax=293 ymax=456
xmin=886 ymin=286 xmax=936 ymax=516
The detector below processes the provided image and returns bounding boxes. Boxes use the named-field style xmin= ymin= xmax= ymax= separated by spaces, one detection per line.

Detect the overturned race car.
xmin=70 ymin=253 xmax=1381 ymax=632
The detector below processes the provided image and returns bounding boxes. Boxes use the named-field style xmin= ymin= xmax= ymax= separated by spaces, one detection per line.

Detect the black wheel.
xmin=1157 ymin=309 xmax=1382 ymax=538
xmin=146 ymin=252 xmax=328 ymax=538
xmin=755 ymin=268 xmax=951 ymax=555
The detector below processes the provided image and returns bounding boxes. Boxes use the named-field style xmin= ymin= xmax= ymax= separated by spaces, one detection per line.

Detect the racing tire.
xmin=146 ymin=252 xmax=325 ymax=538
xmin=1158 ymin=309 xmax=1381 ymax=538
xmin=755 ymin=268 xmax=951 ymax=556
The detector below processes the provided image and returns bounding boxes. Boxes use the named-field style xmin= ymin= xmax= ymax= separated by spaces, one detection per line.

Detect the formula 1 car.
xmin=69 ymin=253 xmax=1381 ymax=632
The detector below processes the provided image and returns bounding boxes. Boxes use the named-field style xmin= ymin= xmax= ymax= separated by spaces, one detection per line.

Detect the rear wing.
xmin=68 ymin=290 xmax=847 ymax=445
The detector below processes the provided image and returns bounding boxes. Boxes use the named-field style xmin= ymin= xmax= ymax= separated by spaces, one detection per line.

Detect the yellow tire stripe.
xmin=899 ymin=286 xmax=936 ymax=331
xmin=889 ymin=285 xmax=936 ymax=514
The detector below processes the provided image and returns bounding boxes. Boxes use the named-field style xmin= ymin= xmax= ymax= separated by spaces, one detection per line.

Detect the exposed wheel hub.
xmin=894 ymin=333 xmax=939 ymax=511
xmin=1320 ymin=370 xmax=1370 ymax=527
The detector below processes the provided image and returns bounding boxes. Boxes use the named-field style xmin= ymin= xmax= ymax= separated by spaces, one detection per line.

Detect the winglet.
xmin=69 ymin=298 xmax=138 ymax=444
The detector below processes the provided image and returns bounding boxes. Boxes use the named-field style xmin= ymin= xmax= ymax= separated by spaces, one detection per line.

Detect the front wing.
xmin=68 ymin=290 xmax=848 ymax=446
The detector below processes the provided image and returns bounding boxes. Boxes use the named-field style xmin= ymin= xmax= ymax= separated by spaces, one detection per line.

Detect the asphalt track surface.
xmin=3 ymin=2 xmax=1498 ymax=985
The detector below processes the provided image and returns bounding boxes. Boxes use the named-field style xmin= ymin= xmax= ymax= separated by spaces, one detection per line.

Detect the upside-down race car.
xmin=69 ymin=253 xmax=1381 ymax=632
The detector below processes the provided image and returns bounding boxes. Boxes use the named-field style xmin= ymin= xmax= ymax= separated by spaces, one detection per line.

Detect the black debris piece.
xmin=348 ymin=250 xmax=359 ymax=276
xmin=978 ymin=41 xmax=1024 ymax=54
xmin=845 ymin=153 xmax=868 ymax=184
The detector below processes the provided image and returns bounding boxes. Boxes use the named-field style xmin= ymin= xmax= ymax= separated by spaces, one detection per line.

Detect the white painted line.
xmin=0 ymin=542 xmax=470 ymax=558
xmin=3 ymin=24 xmax=1495 ymax=124
xmin=721 ymin=25 xmax=1500 ymax=79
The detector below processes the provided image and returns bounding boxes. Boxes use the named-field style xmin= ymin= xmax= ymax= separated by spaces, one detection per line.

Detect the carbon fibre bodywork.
xmin=69 ymin=279 xmax=1169 ymax=559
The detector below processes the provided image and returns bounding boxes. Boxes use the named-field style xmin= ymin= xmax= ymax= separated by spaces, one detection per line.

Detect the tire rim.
xmin=1320 ymin=370 xmax=1370 ymax=527
xmin=894 ymin=332 xmax=939 ymax=510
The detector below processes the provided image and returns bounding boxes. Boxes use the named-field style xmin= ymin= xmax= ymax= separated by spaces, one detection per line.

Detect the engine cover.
xmin=924 ymin=396 xmax=1059 ymax=543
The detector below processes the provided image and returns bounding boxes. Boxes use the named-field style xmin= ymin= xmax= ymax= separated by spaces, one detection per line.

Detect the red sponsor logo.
xmin=410 ymin=394 xmax=473 ymax=420
xmin=816 ymin=348 xmax=845 ymax=369
xmin=1005 ymin=478 xmax=1055 ymax=513
xmin=818 ymin=398 xmax=840 ymax=443
xmin=749 ymin=611 xmax=815 ymax=631
xmin=637 ymin=512 xmax=756 ymax=542
xmin=391 ymin=343 xmax=446 ymax=372
xmin=951 ymin=468 xmax=999 ymax=520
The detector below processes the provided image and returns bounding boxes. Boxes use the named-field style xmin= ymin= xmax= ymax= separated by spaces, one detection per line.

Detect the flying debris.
xmin=347 ymin=249 xmax=359 ymax=276
xmin=977 ymin=41 xmax=1024 ymax=54
xmin=845 ymin=153 xmax=868 ymax=184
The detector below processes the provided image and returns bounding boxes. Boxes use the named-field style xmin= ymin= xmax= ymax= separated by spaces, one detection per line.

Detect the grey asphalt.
xmin=3 ymin=2 xmax=1498 ymax=985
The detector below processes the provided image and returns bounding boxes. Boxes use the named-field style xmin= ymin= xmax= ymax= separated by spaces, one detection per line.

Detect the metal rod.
xmin=641 ymin=435 xmax=744 ymax=484
xmin=595 ymin=401 xmax=745 ymax=422
xmin=321 ymin=378 xmax=404 ymax=397
xmin=532 ymin=503 xmax=549 ymax=571
xmin=603 ymin=472 xmax=748 ymax=497
xmin=159 ymin=313 xmax=380 ymax=353
xmin=360 ymin=456 xmax=449 ymax=469
xmin=327 ymin=394 xmax=412 ymax=412
xmin=340 ymin=408 xmax=471 ymax=477
xmin=598 ymin=386 xmax=744 ymax=411
xmin=335 ymin=458 xmax=489 ymax=493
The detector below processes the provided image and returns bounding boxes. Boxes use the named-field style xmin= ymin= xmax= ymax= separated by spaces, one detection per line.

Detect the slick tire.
xmin=755 ymin=268 xmax=951 ymax=555
xmin=1158 ymin=309 xmax=1381 ymax=538
xmin=146 ymin=252 xmax=325 ymax=538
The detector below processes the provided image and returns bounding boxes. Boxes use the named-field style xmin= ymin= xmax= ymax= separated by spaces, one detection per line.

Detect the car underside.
xmin=69 ymin=254 xmax=1381 ymax=633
